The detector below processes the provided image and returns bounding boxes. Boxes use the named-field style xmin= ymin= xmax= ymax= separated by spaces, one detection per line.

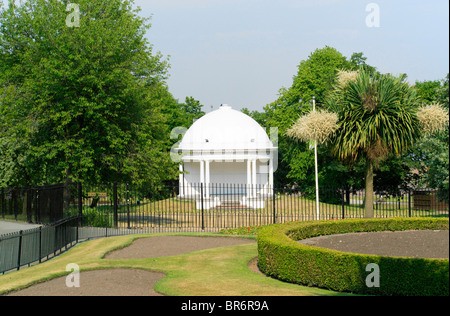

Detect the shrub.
xmin=417 ymin=103 xmax=449 ymax=136
xmin=286 ymin=110 xmax=338 ymax=144
xmin=82 ymin=206 xmax=113 ymax=228
xmin=257 ymin=217 xmax=449 ymax=296
xmin=220 ymin=225 xmax=261 ymax=236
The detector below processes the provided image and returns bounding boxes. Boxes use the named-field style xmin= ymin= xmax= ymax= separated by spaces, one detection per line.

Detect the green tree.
xmin=327 ymin=69 xmax=421 ymax=218
xmin=263 ymin=47 xmax=370 ymax=188
xmin=349 ymin=52 xmax=377 ymax=74
xmin=241 ymin=107 xmax=268 ymax=127
xmin=272 ymin=46 xmax=353 ymax=108
xmin=415 ymin=80 xmax=443 ymax=103
xmin=0 ymin=0 xmax=173 ymax=186
xmin=180 ymin=96 xmax=205 ymax=127
xmin=411 ymin=133 xmax=448 ymax=201
xmin=411 ymin=74 xmax=449 ymax=201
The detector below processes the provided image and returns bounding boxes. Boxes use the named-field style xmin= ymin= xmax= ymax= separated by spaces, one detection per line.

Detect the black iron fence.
xmin=0 ymin=184 xmax=68 ymax=224
xmin=2 ymin=183 xmax=449 ymax=232
xmin=1 ymin=182 xmax=448 ymax=274
xmin=0 ymin=216 xmax=79 ymax=274
xmin=71 ymin=183 xmax=448 ymax=237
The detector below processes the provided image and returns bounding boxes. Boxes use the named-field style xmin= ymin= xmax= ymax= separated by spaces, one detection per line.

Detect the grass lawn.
xmin=116 ymin=194 xmax=445 ymax=219
xmin=63 ymin=194 xmax=443 ymax=231
xmin=0 ymin=233 xmax=347 ymax=296
xmin=4 ymin=193 xmax=445 ymax=226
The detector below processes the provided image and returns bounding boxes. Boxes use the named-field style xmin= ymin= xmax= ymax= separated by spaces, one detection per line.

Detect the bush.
xmin=257 ymin=217 xmax=449 ymax=296
xmin=220 ymin=225 xmax=262 ymax=236
xmin=82 ymin=206 xmax=113 ymax=228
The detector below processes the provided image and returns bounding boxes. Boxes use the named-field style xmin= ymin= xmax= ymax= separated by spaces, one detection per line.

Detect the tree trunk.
xmin=365 ymin=159 xmax=374 ymax=218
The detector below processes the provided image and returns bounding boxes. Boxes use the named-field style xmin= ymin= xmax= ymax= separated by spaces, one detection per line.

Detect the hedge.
xmin=257 ymin=217 xmax=449 ymax=296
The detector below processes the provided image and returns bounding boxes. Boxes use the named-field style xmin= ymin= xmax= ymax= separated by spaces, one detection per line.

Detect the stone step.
xmin=215 ymin=201 xmax=249 ymax=210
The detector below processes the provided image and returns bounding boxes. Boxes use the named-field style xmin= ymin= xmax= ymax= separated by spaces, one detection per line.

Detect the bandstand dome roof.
xmin=178 ymin=104 xmax=275 ymax=152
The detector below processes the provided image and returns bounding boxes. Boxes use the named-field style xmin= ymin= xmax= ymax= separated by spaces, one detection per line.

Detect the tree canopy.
xmin=246 ymin=46 xmax=448 ymax=207
xmin=0 ymin=1 xmax=447 ymax=204
xmin=258 ymin=47 xmax=375 ymax=191
xmin=0 ymin=0 xmax=202 ymax=187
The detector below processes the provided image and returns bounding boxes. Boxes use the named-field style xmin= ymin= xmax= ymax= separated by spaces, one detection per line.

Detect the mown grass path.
xmin=0 ymin=233 xmax=345 ymax=296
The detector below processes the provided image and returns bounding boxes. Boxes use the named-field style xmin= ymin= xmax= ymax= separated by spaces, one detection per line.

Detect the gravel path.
xmin=0 ymin=221 xmax=41 ymax=235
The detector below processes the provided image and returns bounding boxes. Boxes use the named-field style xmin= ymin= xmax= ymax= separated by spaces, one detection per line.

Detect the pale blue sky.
xmin=134 ymin=0 xmax=449 ymax=112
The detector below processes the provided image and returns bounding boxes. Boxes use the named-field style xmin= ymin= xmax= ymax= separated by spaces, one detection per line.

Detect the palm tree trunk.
xmin=365 ymin=159 xmax=374 ymax=218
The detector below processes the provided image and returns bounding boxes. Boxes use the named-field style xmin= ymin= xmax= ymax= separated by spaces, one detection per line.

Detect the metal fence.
xmin=0 ymin=216 xmax=79 ymax=274
xmin=72 ymin=183 xmax=449 ymax=238
xmin=1 ymin=182 xmax=448 ymax=274
xmin=2 ymin=183 xmax=449 ymax=232
xmin=0 ymin=184 xmax=68 ymax=224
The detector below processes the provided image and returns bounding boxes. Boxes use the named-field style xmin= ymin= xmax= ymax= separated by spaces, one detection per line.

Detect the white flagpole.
xmin=313 ymin=97 xmax=320 ymax=220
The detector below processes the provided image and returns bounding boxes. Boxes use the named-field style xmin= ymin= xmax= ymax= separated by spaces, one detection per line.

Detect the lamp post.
xmin=313 ymin=97 xmax=320 ymax=220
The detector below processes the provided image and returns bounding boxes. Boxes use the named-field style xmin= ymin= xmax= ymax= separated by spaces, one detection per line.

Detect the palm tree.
xmin=327 ymin=69 xmax=421 ymax=218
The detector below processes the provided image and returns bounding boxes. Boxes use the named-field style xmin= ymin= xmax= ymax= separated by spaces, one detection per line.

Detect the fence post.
xmin=126 ymin=183 xmax=130 ymax=229
xmin=54 ymin=222 xmax=58 ymax=256
xmin=39 ymin=226 xmax=42 ymax=263
xmin=113 ymin=183 xmax=118 ymax=229
xmin=342 ymin=189 xmax=345 ymax=219
xmin=35 ymin=189 xmax=40 ymax=223
xmin=29 ymin=188 xmax=33 ymax=223
xmin=201 ymin=183 xmax=205 ymax=230
xmin=78 ymin=182 xmax=83 ymax=226
xmin=17 ymin=230 xmax=23 ymax=271
xmin=76 ymin=213 xmax=79 ymax=244
xmin=408 ymin=190 xmax=412 ymax=218
xmin=272 ymin=185 xmax=276 ymax=224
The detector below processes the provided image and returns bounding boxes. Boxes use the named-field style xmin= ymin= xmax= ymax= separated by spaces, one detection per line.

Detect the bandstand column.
xmin=269 ymin=158 xmax=274 ymax=195
xmin=199 ymin=160 xmax=204 ymax=197
xmin=252 ymin=159 xmax=257 ymax=197
xmin=179 ymin=163 xmax=184 ymax=197
xmin=205 ymin=160 xmax=210 ymax=198
xmin=247 ymin=159 xmax=252 ymax=198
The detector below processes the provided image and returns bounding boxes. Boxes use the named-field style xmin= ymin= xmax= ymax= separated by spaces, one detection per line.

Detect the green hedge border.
xmin=257 ymin=217 xmax=449 ymax=296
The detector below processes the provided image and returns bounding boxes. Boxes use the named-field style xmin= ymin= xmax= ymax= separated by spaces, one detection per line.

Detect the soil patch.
xmin=248 ymin=257 xmax=265 ymax=276
xmin=249 ymin=230 xmax=449 ymax=278
xmin=104 ymin=236 xmax=255 ymax=259
xmin=7 ymin=236 xmax=255 ymax=296
xmin=7 ymin=269 xmax=165 ymax=296
xmin=298 ymin=230 xmax=449 ymax=259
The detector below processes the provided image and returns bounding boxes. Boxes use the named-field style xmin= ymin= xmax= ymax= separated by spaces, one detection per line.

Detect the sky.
xmin=134 ymin=0 xmax=449 ymax=112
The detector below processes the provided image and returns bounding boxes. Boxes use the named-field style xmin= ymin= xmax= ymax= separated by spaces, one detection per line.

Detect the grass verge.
xmin=0 ymin=233 xmax=343 ymax=296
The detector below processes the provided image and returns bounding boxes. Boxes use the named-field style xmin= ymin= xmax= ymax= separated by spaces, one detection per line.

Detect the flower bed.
xmin=257 ymin=217 xmax=449 ymax=296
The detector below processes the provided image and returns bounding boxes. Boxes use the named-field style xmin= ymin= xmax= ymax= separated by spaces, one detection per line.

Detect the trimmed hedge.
xmin=257 ymin=217 xmax=449 ymax=296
